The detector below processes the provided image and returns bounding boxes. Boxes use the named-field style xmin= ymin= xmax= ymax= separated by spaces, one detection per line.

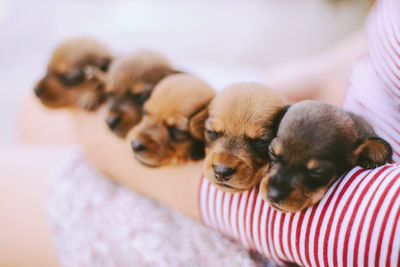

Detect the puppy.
xmin=34 ymin=38 xmax=112 ymax=110
xmin=260 ymin=100 xmax=393 ymax=212
xmin=96 ymin=50 xmax=179 ymax=138
xmin=190 ymin=83 xmax=287 ymax=193
xmin=128 ymin=73 xmax=215 ymax=167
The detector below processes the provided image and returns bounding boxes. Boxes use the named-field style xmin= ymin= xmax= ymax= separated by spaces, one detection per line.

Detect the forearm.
xmin=262 ymin=29 xmax=368 ymax=105
xmin=70 ymin=107 xmax=202 ymax=219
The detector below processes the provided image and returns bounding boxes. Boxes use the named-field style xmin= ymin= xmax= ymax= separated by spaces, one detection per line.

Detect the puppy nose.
xmin=131 ymin=139 xmax=147 ymax=153
xmin=267 ymin=184 xmax=289 ymax=203
xmin=106 ymin=115 xmax=122 ymax=130
xmin=213 ymin=164 xmax=236 ymax=181
xmin=34 ymin=86 xmax=43 ymax=97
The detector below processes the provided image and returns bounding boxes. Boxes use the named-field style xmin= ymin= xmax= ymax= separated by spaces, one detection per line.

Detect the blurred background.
xmin=0 ymin=0 xmax=370 ymax=145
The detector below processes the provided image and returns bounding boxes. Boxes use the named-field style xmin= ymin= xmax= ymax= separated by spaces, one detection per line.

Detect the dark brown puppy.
xmin=128 ymin=74 xmax=215 ymax=167
xmin=34 ymin=38 xmax=112 ymax=110
xmin=260 ymin=100 xmax=392 ymax=212
xmin=190 ymin=83 xmax=287 ymax=193
xmin=99 ymin=50 xmax=179 ymax=138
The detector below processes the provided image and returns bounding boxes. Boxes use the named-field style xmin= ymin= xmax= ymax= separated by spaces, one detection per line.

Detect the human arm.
xmin=69 ymin=106 xmax=203 ymax=219
xmin=261 ymin=30 xmax=368 ymax=106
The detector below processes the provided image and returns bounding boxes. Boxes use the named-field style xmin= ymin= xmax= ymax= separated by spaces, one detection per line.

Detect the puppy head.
xmin=105 ymin=51 xmax=178 ymax=138
xmin=34 ymin=38 xmax=112 ymax=111
xmin=128 ymin=74 xmax=215 ymax=167
xmin=196 ymin=83 xmax=286 ymax=193
xmin=260 ymin=100 xmax=392 ymax=213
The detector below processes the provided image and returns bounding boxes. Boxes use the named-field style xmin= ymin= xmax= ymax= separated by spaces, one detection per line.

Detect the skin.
xmin=73 ymin=106 xmax=203 ymax=219
xmin=0 ymin=147 xmax=66 ymax=267
xmin=261 ymin=30 xmax=367 ymax=106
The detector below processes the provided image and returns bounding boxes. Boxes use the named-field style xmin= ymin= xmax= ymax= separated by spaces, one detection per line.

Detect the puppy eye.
xmin=129 ymin=90 xmax=152 ymax=106
xmin=168 ymin=126 xmax=189 ymax=143
xmin=253 ymin=138 xmax=269 ymax=147
xmin=99 ymin=58 xmax=111 ymax=71
xmin=305 ymin=171 xmax=329 ymax=189
xmin=59 ymin=68 xmax=85 ymax=87
xmin=307 ymin=168 xmax=328 ymax=179
xmin=206 ymin=129 xmax=218 ymax=142
xmin=305 ymin=162 xmax=334 ymax=188
xmin=250 ymin=137 xmax=270 ymax=157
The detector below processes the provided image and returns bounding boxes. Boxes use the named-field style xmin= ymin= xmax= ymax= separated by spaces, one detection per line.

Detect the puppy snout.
xmin=34 ymin=85 xmax=44 ymax=97
xmin=213 ymin=164 xmax=236 ymax=181
xmin=106 ymin=115 xmax=122 ymax=130
xmin=267 ymin=180 xmax=291 ymax=203
xmin=131 ymin=139 xmax=147 ymax=153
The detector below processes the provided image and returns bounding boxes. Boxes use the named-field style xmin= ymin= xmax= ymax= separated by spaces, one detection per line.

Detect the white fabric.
xmin=47 ymin=149 xmax=265 ymax=267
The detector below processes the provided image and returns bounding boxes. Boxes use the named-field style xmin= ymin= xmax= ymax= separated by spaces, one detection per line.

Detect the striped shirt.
xmin=199 ymin=0 xmax=400 ymax=266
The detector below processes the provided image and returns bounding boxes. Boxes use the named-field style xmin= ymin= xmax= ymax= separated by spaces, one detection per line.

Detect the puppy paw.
xmin=352 ymin=136 xmax=393 ymax=169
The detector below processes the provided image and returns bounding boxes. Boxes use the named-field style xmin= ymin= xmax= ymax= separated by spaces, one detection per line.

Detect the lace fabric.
xmin=47 ymin=149 xmax=263 ymax=267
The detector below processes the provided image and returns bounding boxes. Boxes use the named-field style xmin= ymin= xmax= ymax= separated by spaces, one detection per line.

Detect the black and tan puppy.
xmin=34 ymin=38 xmax=112 ymax=110
xmin=260 ymin=100 xmax=392 ymax=212
xmin=190 ymin=83 xmax=287 ymax=193
xmin=97 ymin=50 xmax=179 ymax=138
xmin=128 ymin=73 xmax=215 ymax=167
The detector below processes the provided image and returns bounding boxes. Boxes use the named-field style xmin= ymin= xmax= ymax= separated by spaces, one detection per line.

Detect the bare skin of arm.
xmin=71 ymin=106 xmax=203 ymax=219
xmin=261 ymin=30 xmax=367 ymax=106
xmin=0 ymin=147 xmax=65 ymax=267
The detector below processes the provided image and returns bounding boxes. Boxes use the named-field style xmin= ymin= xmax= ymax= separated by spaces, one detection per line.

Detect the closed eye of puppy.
xmin=189 ymin=83 xmax=287 ymax=193
xmin=34 ymin=38 xmax=112 ymax=111
xmin=127 ymin=73 xmax=215 ymax=167
xmin=260 ymin=100 xmax=393 ymax=213
xmin=100 ymin=50 xmax=180 ymax=138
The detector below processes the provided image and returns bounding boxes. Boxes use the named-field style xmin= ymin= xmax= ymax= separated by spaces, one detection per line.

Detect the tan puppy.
xmin=98 ymin=50 xmax=179 ymax=138
xmin=190 ymin=83 xmax=287 ymax=193
xmin=34 ymin=38 xmax=112 ymax=110
xmin=128 ymin=74 xmax=215 ymax=167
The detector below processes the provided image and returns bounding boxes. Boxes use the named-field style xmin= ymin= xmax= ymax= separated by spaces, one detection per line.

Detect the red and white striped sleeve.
xmin=199 ymin=0 xmax=400 ymax=265
xmin=199 ymin=163 xmax=400 ymax=266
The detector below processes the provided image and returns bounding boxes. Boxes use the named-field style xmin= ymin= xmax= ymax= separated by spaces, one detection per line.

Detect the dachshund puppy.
xmin=190 ymin=83 xmax=287 ymax=193
xmin=128 ymin=73 xmax=215 ymax=167
xmin=260 ymin=100 xmax=393 ymax=212
xmin=34 ymin=38 xmax=112 ymax=110
xmin=95 ymin=50 xmax=179 ymax=138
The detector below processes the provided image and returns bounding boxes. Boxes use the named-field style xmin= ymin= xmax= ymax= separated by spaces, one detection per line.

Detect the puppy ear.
xmin=140 ymin=65 xmax=181 ymax=84
xmin=190 ymin=139 xmax=205 ymax=160
xmin=271 ymin=105 xmax=291 ymax=135
xmin=189 ymin=106 xmax=209 ymax=140
xmin=133 ymin=66 xmax=180 ymax=95
xmin=352 ymin=136 xmax=392 ymax=169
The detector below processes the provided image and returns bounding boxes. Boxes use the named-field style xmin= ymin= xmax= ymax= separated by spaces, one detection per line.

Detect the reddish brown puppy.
xmin=34 ymin=38 xmax=112 ymax=111
xmin=96 ymin=50 xmax=179 ymax=138
xmin=128 ymin=74 xmax=215 ymax=167
xmin=260 ymin=100 xmax=393 ymax=212
xmin=190 ymin=83 xmax=287 ymax=193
